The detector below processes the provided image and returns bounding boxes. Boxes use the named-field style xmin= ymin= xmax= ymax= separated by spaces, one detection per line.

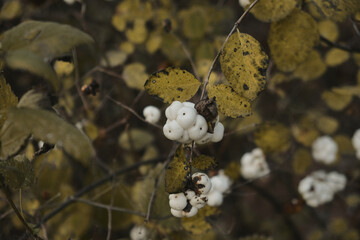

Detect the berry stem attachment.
xmin=200 ymin=0 xmax=260 ymax=100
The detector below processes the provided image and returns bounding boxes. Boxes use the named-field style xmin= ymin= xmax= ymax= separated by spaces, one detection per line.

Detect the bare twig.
xmin=73 ymin=49 xmax=90 ymax=111
xmin=200 ymin=0 xmax=260 ymax=100
xmin=40 ymin=224 xmax=49 ymax=240
xmin=171 ymin=33 xmax=199 ymax=79
xmin=0 ymin=177 xmax=41 ymax=240
xmin=0 ymin=209 xmax=13 ymax=220
xmin=106 ymin=95 xmax=162 ymax=129
xmin=320 ymin=36 xmax=360 ymax=53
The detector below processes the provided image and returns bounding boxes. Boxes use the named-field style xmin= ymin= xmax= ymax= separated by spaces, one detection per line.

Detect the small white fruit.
xmin=169 ymin=193 xmax=187 ymax=211
xmin=130 ymin=225 xmax=148 ymax=240
xmin=143 ymin=105 xmax=161 ymax=124
xmin=176 ymin=106 xmax=197 ymax=129
xmin=165 ymin=101 xmax=183 ymax=120
xmin=188 ymin=115 xmax=208 ymax=140
xmin=207 ymin=191 xmax=223 ymax=207
xmin=212 ymin=122 xmax=224 ymax=142
xmin=189 ymin=194 xmax=208 ymax=209
xmin=192 ymin=172 xmax=212 ymax=195
xmin=170 ymin=208 xmax=184 ymax=218
xmin=184 ymin=190 xmax=196 ymax=200
xmin=183 ymin=102 xmax=195 ymax=108
xmin=178 ymin=130 xmax=191 ymax=144
xmin=182 ymin=206 xmax=198 ymax=217
xmin=163 ymin=120 xmax=184 ymax=140
xmin=210 ymin=174 xmax=231 ymax=193
xmin=195 ymin=132 xmax=213 ymax=145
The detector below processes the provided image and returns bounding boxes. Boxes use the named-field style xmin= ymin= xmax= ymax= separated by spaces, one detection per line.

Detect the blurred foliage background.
xmin=0 ymin=0 xmax=360 ymax=239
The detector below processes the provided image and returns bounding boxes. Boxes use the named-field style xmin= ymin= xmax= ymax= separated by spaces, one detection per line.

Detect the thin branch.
xmin=73 ymin=48 xmax=90 ymax=111
xmin=320 ymin=36 xmax=360 ymax=53
xmin=37 ymin=157 xmax=164 ymax=227
xmin=0 ymin=177 xmax=41 ymax=240
xmin=106 ymin=95 xmax=162 ymax=129
xmin=171 ymin=33 xmax=199 ymax=79
xmin=0 ymin=209 xmax=13 ymax=220
xmin=200 ymin=0 xmax=260 ymax=100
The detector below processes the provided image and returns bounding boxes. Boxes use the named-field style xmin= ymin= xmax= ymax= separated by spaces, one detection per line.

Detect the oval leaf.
xmin=268 ymin=10 xmax=319 ymax=72
xmin=249 ymin=0 xmax=297 ymax=22
xmin=165 ymin=146 xmax=190 ymax=194
xmin=192 ymin=154 xmax=217 ymax=171
xmin=0 ymin=108 xmax=95 ymax=163
xmin=0 ymin=155 xmax=34 ymax=189
xmin=0 ymin=75 xmax=18 ymax=128
xmin=220 ymin=32 xmax=268 ymax=101
xmin=1 ymin=20 xmax=94 ymax=59
xmin=144 ymin=67 xmax=200 ymax=103
xmin=207 ymin=84 xmax=251 ymax=118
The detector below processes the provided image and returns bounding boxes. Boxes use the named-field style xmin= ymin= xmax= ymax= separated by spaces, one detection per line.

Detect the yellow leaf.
xmin=118 ymin=128 xmax=154 ymax=151
xmin=126 ymin=19 xmax=148 ymax=44
xmin=0 ymin=75 xmax=18 ymax=127
xmin=111 ymin=14 xmax=126 ymax=31
xmin=180 ymin=7 xmax=208 ymax=39
xmin=312 ymin=0 xmax=360 ymax=22
xmin=181 ymin=206 xmax=218 ymax=235
xmin=120 ymin=41 xmax=135 ymax=54
xmin=329 ymin=218 xmax=348 ymax=235
xmin=224 ymin=161 xmax=241 ymax=181
xmin=53 ymin=60 xmax=74 ymax=76
xmin=254 ymin=122 xmax=291 ymax=153
xmin=160 ymin=33 xmax=187 ymax=64
xmin=192 ymin=155 xmax=217 ymax=171
xmin=249 ymin=0 xmax=297 ymax=22
xmin=100 ymin=50 xmax=127 ymax=67
xmin=220 ymin=32 xmax=268 ymax=101
xmin=291 ymin=117 xmax=320 ymax=147
xmin=146 ymin=32 xmax=162 ymax=54
xmin=318 ymin=20 xmax=339 ymax=42
xmin=316 ymin=116 xmax=338 ymax=134
xmin=293 ymin=50 xmax=327 ymax=82
xmin=334 ymin=135 xmax=355 ymax=154
xmin=325 ymin=48 xmax=350 ymax=67
xmin=207 ymin=84 xmax=252 ymax=118
xmin=268 ymin=10 xmax=319 ymax=72
xmin=144 ymin=67 xmax=200 ymax=103
xmin=322 ymin=90 xmax=352 ymax=111
xmin=165 ymin=146 xmax=190 ymax=193
xmin=292 ymin=148 xmax=312 ymax=175
xmin=0 ymin=0 xmax=22 ymax=20
xmin=123 ymin=63 xmax=148 ymax=90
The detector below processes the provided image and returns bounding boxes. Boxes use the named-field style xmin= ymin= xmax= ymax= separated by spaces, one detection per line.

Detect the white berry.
xmin=192 ymin=172 xmax=212 ymax=195
xmin=143 ymin=105 xmax=161 ymax=124
xmin=189 ymin=194 xmax=208 ymax=209
xmin=207 ymin=190 xmax=223 ymax=207
xmin=327 ymin=171 xmax=346 ymax=192
xmin=183 ymin=102 xmax=195 ymax=108
xmin=239 ymin=0 xmax=250 ymax=8
xmin=195 ymin=132 xmax=213 ymax=145
xmin=352 ymin=129 xmax=360 ymax=160
xmin=210 ymin=174 xmax=231 ymax=193
xmin=184 ymin=189 xmax=196 ymax=200
xmin=170 ymin=208 xmax=184 ymax=218
xmin=212 ymin=122 xmax=224 ymax=142
xmin=182 ymin=206 xmax=198 ymax=217
xmin=163 ymin=120 xmax=184 ymax=140
xmin=165 ymin=101 xmax=183 ymax=120
xmin=240 ymin=148 xmax=269 ymax=180
xmin=176 ymin=106 xmax=197 ymax=129
xmin=130 ymin=225 xmax=148 ymax=240
xmin=178 ymin=130 xmax=191 ymax=144
xmin=312 ymin=136 xmax=338 ymax=164
xmin=188 ymin=115 xmax=208 ymax=140
xmin=169 ymin=192 xmax=187 ymax=211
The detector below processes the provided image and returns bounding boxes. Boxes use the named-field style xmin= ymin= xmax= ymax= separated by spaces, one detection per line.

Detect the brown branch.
xmin=200 ymin=0 xmax=261 ymax=100
xmin=320 ymin=36 xmax=360 ymax=53
xmin=73 ymin=48 xmax=90 ymax=111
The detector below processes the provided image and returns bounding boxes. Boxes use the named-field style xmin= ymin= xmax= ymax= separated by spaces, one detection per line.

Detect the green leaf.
xmin=122 ymin=63 xmax=148 ymax=90
xmin=192 ymin=155 xmax=217 ymax=171
xmin=0 ymin=75 xmax=18 ymax=128
xmin=220 ymin=31 xmax=268 ymax=101
xmin=118 ymin=128 xmax=154 ymax=151
xmin=17 ymin=89 xmax=52 ymax=110
xmin=0 ymin=155 xmax=34 ymax=189
xmin=0 ymin=108 xmax=95 ymax=163
xmin=165 ymin=146 xmax=190 ymax=194
xmin=268 ymin=10 xmax=319 ymax=72
xmin=207 ymin=84 xmax=251 ymax=118
xmin=180 ymin=6 xmax=208 ymax=39
xmin=144 ymin=67 xmax=201 ymax=103
xmin=5 ymin=50 xmax=59 ymax=91
xmin=1 ymin=20 xmax=94 ymax=59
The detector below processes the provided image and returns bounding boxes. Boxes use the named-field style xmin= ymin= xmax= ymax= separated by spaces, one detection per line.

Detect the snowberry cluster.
xmin=130 ymin=225 xmax=148 ymax=240
xmin=352 ymin=129 xmax=360 ymax=160
xmin=312 ymin=135 xmax=338 ymax=164
xmin=240 ymin=148 xmax=270 ymax=180
xmin=163 ymin=101 xmax=224 ymax=144
xmin=169 ymin=172 xmax=212 ymax=218
xmin=207 ymin=170 xmax=232 ymax=207
xmin=298 ymin=170 xmax=346 ymax=207
xmin=143 ymin=105 xmax=161 ymax=124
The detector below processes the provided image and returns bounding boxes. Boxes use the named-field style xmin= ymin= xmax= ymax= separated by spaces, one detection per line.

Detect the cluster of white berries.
xmin=298 ymin=170 xmax=346 ymax=207
xmin=207 ymin=170 xmax=232 ymax=207
xmin=143 ymin=105 xmax=161 ymax=124
xmin=130 ymin=225 xmax=148 ymax=240
xmin=352 ymin=129 xmax=360 ymax=160
xmin=312 ymin=136 xmax=338 ymax=164
xmin=163 ymin=101 xmax=224 ymax=144
xmin=169 ymin=172 xmax=212 ymax=218
xmin=240 ymin=148 xmax=270 ymax=180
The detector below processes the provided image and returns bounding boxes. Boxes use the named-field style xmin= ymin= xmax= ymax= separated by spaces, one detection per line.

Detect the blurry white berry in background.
xmin=64 ymin=0 xmax=77 ymax=5
xmin=130 ymin=225 xmax=148 ymax=240
xmin=163 ymin=101 xmax=224 ymax=144
xmin=239 ymin=0 xmax=250 ymax=8
xmin=240 ymin=148 xmax=269 ymax=180
xmin=298 ymin=170 xmax=346 ymax=207
xmin=143 ymin=105 xmax=161 ymax=124
xmin=207 ymin=170 xmax=232 ymax=207
xmin=352 ymin=129 xmax=360 ymax=160
xmin=312 ymin=135 xmax=338 ymax=164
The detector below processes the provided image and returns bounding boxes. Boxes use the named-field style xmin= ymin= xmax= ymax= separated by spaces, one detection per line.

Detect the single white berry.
xmin=170 ymin=208 xmax=184 ymax=218
xmin=188 ymin=115 xmax=208 ymax=140
xmin=212 ymin=122 xmax=224 ymax=142
xmin=189 ymin=194 xmax=208 ymax=209
xmin=143 ymin=105 xmax=161 ymax=124
xmin=312 ymin=135 xmax=338 ymax=164
xmin=352 ymin=129 xmax=360 ymax=160
xmin=64 ymin=0 xmax=76 ymax=5
xmin=184 ymin=189 xmax=196 ymax=200
xmin=207 ymin=190 xmax=223 ymax=207
xmin=163 ymin=120 xmax=184 ymax=140
xmin=169 ymin=193 xmax=187 ymax=211
xmin=130 ymin=225 xmax=148 ymax=240
xmin=182 ymin=206 xmax=198 ymax=217
xmin=195 ymin=132 xmax=213 ymax=145
xmin=327 ymin=171 xmax=346 ymax=192
xmin=176 ymin=106 xmax=197 ymax=129
xmin=239 ymin=0 xmax=250 ymax=8
xmin=165 ymin=101 xmax=183 ymax=120
xmin=210 ymin=174 xmax=231 ymax=193
xmin=183 ymin=102 xmax=195 ymax=108
xmin=178 ymin=130 xmax=191 ymax=144
xmin=192 ymin=172 xmax=212 ymax=195
xmin=240 ymin=148 xmax=269 ymax=180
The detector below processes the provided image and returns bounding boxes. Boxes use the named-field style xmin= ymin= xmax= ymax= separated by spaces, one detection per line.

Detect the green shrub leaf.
xmin=0 ymin=155 xmax=34 ymax=189
xmin=0 ymin=75 xmax=18 ymax=128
